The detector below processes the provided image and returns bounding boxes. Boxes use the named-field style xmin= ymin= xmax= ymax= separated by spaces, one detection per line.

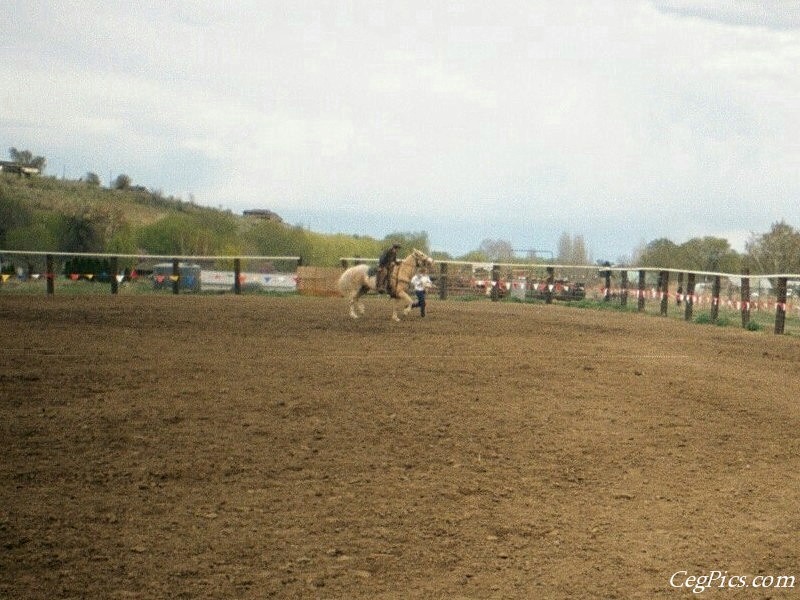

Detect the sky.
xmin=2 ymin=1 xmax=799 ymax=261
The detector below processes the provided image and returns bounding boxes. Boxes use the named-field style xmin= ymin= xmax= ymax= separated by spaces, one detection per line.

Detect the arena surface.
xmin=2 ymin=294 xmax=799 ymax=599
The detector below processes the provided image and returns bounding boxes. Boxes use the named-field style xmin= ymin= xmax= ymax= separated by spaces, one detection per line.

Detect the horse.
xmin=337 ymin=248 xmax=434 ymax=321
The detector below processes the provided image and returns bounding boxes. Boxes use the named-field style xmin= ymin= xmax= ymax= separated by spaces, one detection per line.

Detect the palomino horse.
xmin=337 ymin=248 xmax=434 ymax=321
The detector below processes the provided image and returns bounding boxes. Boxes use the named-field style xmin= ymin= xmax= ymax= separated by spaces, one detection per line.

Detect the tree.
xmin=8 ymin=147 xmax=46 ymax=172
xmin=478 ymin=238 xmax=515 ymax=262
xmin=745 ymin=221 xmax=800 ymax=274
xmin=113 ymin=174 xmax=132 ymax=190
xmin=638 ymin=238 xmax=680 ymax=268
xmin=557 ymin=232 xmax=590 ymax=265
xmin=59 ymin=210 xmax=104 ymax=253
xmin=382 ymin=231 xmax=430 ymax=253
xmin=85 ymin=172 xmax=101 ymax=186
xmin=678 ymin=237 xmax=740 ymax=273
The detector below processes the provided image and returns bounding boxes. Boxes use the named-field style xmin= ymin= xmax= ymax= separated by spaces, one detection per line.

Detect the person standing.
xmin=410 ymin=268 xmax=433 ymax=317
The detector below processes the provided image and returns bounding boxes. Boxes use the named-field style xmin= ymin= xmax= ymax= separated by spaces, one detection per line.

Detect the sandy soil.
xmin=2 ymin=294 xmax=799 ymax=599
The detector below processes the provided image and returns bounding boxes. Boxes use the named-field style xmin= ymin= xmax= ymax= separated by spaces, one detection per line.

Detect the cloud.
xmin=2 ymin=1 xmax=799 ymax=259
xmin=651 ymin=1 xmax=800 ymax=30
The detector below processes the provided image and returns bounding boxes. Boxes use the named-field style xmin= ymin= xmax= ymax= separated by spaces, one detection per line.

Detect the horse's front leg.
xmin=392 ymin=291 xmax=413 ymax=321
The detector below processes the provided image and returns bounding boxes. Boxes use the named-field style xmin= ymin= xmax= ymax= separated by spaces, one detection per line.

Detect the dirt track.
xmin=2 ymin=294 xmax=799 ymax=599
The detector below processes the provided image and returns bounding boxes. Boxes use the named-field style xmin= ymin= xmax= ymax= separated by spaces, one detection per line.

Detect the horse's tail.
xmin=336 ymin=270 xmax=351 ymax=296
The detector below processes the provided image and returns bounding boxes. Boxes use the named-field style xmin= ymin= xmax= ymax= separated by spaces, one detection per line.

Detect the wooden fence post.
xmin=438 ymin=262 xmax=448 ymax=300
xmin=46 ymin=254 xmax=55 ymax=296
xmin=741 ymin=270 xmax=750 ymax=329
xmin=603 ymin=270 xmax=612 ymax=302
xmin=172 ymin=259 xmax=180 ymax=295
xmin=340 ymin=259 xmax=348 ymax=269
xmin=684 ymin=273 xmax=695 ymax=321
xmin=711 ymin=275 xmax=721 ymax=323
xmin=110 ymin=256 xmax=119 ymax=295
xmin=490 ymin=264 xmax=501 ymax=302
xmin=659 ymin=270 xmax=669 ymax=316
xmin=545 ymin=267 xmax=555 ymax=304
xmin=638 ymin=270 xmax=646 ymax=312
xmin=620 ymin=270 xmax=628 ymax=307
xmin=234 ymin=258 xmax=242 ymax=295
xmin=775 ymin=277 xmax=787 ymax=335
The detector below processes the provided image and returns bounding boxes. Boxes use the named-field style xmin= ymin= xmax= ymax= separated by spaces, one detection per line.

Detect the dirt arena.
xmin=2 ymin=294 xmax=799 ymax=599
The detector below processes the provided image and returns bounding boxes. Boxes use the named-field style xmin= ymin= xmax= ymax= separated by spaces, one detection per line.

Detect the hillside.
xmin=0 ymin=175 xmax=430 ymax=267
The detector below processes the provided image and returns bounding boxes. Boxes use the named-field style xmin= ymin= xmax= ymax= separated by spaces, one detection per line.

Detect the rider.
xmin=376 ymin=243 xmax=401 ymax=294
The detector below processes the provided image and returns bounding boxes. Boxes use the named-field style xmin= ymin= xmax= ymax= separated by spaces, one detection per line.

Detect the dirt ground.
xmin=1 ymin=294 xmax=799 ymax=599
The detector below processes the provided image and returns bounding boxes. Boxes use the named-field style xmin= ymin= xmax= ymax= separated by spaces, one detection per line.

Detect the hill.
xmin=0 ymin=175 xmax=431 ymax=267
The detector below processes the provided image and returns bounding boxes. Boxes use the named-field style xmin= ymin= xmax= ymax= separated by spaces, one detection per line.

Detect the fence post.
xmin=775 ymin=277 xmax=787 ymax=335
xmin=46 ymin=254 xmax=55 ymax=296
xmin=340 ymin=259 xmax=349 ymax=269
xmin=490 ymin=264 xmax=500 ymax=302
xmin=741 ymin=270 xmax=750 ymax=329
xmin=110 ymin=256 xmax=119 ymax=295
xmin=234 ymin=258 xmax=242 ymax=295
xmin=659 ymin=271 xmax=669 ymax=316
xmin=603 ymin=270 xmax=611 ymax=302
xmin=545 ymin=267 xmax=555 ymax=304
xmin=438 ymin=262 xmax=448 ymax=300
xmin=711 ymin=275 xmax=721 ymax=323
xmin=620 ymin=270 xmax=628 ymax=307
xmin=684 ymin=273 xmax=695 ymax=321
xmin=638 ymin=270 xmax=646 ymax=312
xmin=172 ymin=259 xmax=180 ymax=295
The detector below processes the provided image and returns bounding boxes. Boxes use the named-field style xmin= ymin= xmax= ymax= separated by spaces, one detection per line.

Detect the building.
xmin=243 ymin=209 xmax=283 ymax=223
xmin=0 ymin=161 xmax=40 ymax=177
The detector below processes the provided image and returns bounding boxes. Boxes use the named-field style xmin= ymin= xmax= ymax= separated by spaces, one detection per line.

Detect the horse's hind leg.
xmin=357 ymin=285 xmax=368 ymax=314
xmin=348 ymin=293 xmax=360 ymax=319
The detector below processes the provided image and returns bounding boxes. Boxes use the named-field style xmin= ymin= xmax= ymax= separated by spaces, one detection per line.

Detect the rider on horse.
xmin=376 ymin=243 xmax=401 ymax=294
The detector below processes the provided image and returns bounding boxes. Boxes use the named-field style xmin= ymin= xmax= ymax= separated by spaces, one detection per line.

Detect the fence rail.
xmin=340 ymin=257 xmax=800 ymax=335
xmin=0 ymin=250 xmax=301 ymax=296
xmin=3 ymin=250 xmax=800 ymax=334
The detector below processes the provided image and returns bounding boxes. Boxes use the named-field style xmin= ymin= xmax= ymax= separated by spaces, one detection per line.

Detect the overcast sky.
xmin=3 ymin=1 xmax=799 ymax=261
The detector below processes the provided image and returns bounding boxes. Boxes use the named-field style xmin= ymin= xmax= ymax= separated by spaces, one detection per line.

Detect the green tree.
xmin=638 ymin=238 xmax=680 ymax=268
xmin=9 ymin=147 xmax=46 ymax=171
xmin=86 ymin=172 xmax=101 ymax=186
xmin=60 ymin=209 xmax=104 ymax=253
xmin=382 ymin=231 xmax=430 ymax=254
xmin=0 ymin=189 xmax=33 ymax=246
xmin=557 ymin=232 xmax=590 ymax=265
xmin=478 ymin=238 xmax=514 ymax=262
xmin=114 ymin=174 xmax=132 ymax=190
xmin=745 ymin=221 xmax=800 ymax=274
xmin=678 ymin=237 xmax=740 ymax=273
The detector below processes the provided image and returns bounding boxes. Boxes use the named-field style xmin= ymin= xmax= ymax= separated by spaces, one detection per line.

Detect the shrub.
xmin=695 ymin=314 xmax=731 ymax=327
